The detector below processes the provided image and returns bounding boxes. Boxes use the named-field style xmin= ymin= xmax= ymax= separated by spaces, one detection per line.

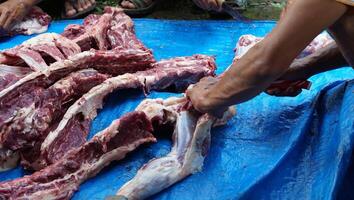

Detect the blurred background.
xmin=41 ymin=0 xmax=286 ymax=20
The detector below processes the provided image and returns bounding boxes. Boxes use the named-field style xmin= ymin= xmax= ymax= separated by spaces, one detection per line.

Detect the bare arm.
xmin=188 ymin=0 xmax=348 ymax=116
xmin=281 ymin=41 xmax=348 ymax=80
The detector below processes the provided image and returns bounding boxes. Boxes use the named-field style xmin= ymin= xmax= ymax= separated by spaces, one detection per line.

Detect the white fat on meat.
xmin=0 ymin=64 xmax=31 ymax=76
xmin=8 ymin=6 xmax=51 ymax=37
xmin=0 ymin=33 xmax=81 ymax=72
xmin=232 ymin=32 xmax=334 ymax=63
xmin=12 ymin=20 xmax=48 ymax=35
xmin=0 ymin=50 xmax=94 ymax=100
xmin=39 ymin=55 xmax=215 ymax=168
xmin=40 ymin=73 xmax=143 ymax=152
xmin=0 ymin=51 xmax=94 ymax=171
xmin=115 ymin=97 xmax=235 ymax=200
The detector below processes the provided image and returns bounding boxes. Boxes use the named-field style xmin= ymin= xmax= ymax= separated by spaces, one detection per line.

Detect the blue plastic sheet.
xmin=0 ymin=19 xmax=353 ymax=200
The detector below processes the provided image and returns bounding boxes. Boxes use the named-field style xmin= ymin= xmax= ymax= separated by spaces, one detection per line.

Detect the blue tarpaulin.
xmin=0 ymin=19 xmax=353 ymax=200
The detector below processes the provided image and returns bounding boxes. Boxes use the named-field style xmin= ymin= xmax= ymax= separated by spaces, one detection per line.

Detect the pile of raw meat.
xmin=0 ymin=6 xmax=333 ymax=199
xmin=0 ymin=7 xmax=235 ymax=200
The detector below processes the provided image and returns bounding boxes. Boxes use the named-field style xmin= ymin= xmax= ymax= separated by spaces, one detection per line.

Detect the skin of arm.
xmin=328 ymin=8 xmax=354 ymax=66
xmin=266 ymin=7 xmax=354 ymax=97
xmin=0 ymin=0 xmax=43 ymax=30
xmin=280 ymin=41 xmax=348 ymax=81
xmin=187 ymin=0 xmax=347 ymax=117
xmin=265 ymin=42 xmax=347 ymax=97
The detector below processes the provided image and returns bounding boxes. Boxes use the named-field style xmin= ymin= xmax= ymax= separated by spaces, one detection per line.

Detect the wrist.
xmin=203 ymin=84 xmax=230 ymax=109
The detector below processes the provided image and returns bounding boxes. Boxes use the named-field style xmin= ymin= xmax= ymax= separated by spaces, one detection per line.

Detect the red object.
xmin=268 ymin=80 xmax=312 ymax=91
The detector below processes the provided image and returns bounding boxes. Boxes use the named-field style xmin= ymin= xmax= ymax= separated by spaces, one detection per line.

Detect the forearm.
xmin=207 ymin=42 xmax=287 ymax=108
xmin=188 ymin=0 xmax=347 ymax=115
xmin=204 ymin=0 xmax=347 ymax=108
xmin=281 ymin=41 xmax=348 ymax=80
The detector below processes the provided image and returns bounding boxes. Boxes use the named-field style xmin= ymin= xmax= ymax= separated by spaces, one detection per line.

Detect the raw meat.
xmin=0 ymin=96 xmax=233 ymax=200
xmin=0 ymin=6 xmax=148 ymax=92
xmin=105 ymin=7 xmax=148 ymax=51
xmin=0 ymin=9 xmax=224 ymax=198
xmin=0 ymin=65 xmax=30 ymax=91
xmin=3 ymin=48 xmax=48 ymax=72
xmin=18 ymin=69 xmax=109 ymax=169
xmin=0 ymin=74 xmax=20 ymax=91
xmin=62 ymin=7 xmax=147 ymax=52
xmin=233 ymin=32 xmax=334 ymax=62
xmin=0 ymin=69 xmax=109 ymax=171
xmin=0 ymin=6 xmax=51 ymax=37
xmin=115 ymin=97 xmax=235 ymax=199
xmin=0 ymin=7 xmax=153 ymax=168
xmin=0 ymin=48 xmax=154 ymax=107
xmin=0 ymin=111 xmax=156 ymax=200
xmin=0 ymin=69 xmax=109 ymax=151
xmin=231 ymin=33 xmax=333 ymax=94
xmin=0 ymin=48 xmax=154 ymax=171
xmin=0 ymin=64 xmax=31 ymax=77
xmin=0 ymin=33 xmax=81 ymax=72
xmin=36 ymin=55 xmax=216 ymax=170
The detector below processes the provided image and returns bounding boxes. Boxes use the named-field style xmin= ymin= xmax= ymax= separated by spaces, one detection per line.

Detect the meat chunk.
xmin=36 ymin=55 xmax=216 ymax=170
xmin=0 ymin=65 xmax=31 ymax=91
xmin=0 ymin=48 xmax=154 ymax=110
xmin=0 ymin=6 xmax=51 ymax=37
xmin=0 ymin=73 xmax=22 ymax=91
xmin=62 ymin=7 xmax=148 ymax=52
xmin=0 ymin=69 xmax=109 ymax=171
xmin=116 ymin=98 xmax=235 ymax=199
xmin=1 ymin=6 xmax=147 ymax=94
xmin=0 ymin=33 xmax=81 ymax=71
xmin=0 ymin=64 xmax=32 ymax=77
xmin=0 ymin=69 xmax=109 ymax=164
xmin=0 ymin=48 xmax=154 ymax=171
xmin=4 ymin=48 xmax=48 ymax=71
xmin=230 ymin=33 xmax=333 ymax=94
xmin=232 ymin=32 xmax=334 ymax=62
xmin=0 ymin=111 xmax=156 ymax=200
xmin=0 ymin=95 xmax=233 ymax=200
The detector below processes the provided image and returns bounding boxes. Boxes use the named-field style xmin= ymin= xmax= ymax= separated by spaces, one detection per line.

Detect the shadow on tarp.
xmin=0 ymin=19 xmax=353 ymax=200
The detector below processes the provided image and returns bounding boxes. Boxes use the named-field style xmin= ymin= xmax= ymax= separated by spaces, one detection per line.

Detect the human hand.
xmin=186 ymin=76 xmax=228 ymax=118
xmin=0 ymin=0 xmax=33 ymax=31
xmin=192 ymin=0 xmax=224 ymax=12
